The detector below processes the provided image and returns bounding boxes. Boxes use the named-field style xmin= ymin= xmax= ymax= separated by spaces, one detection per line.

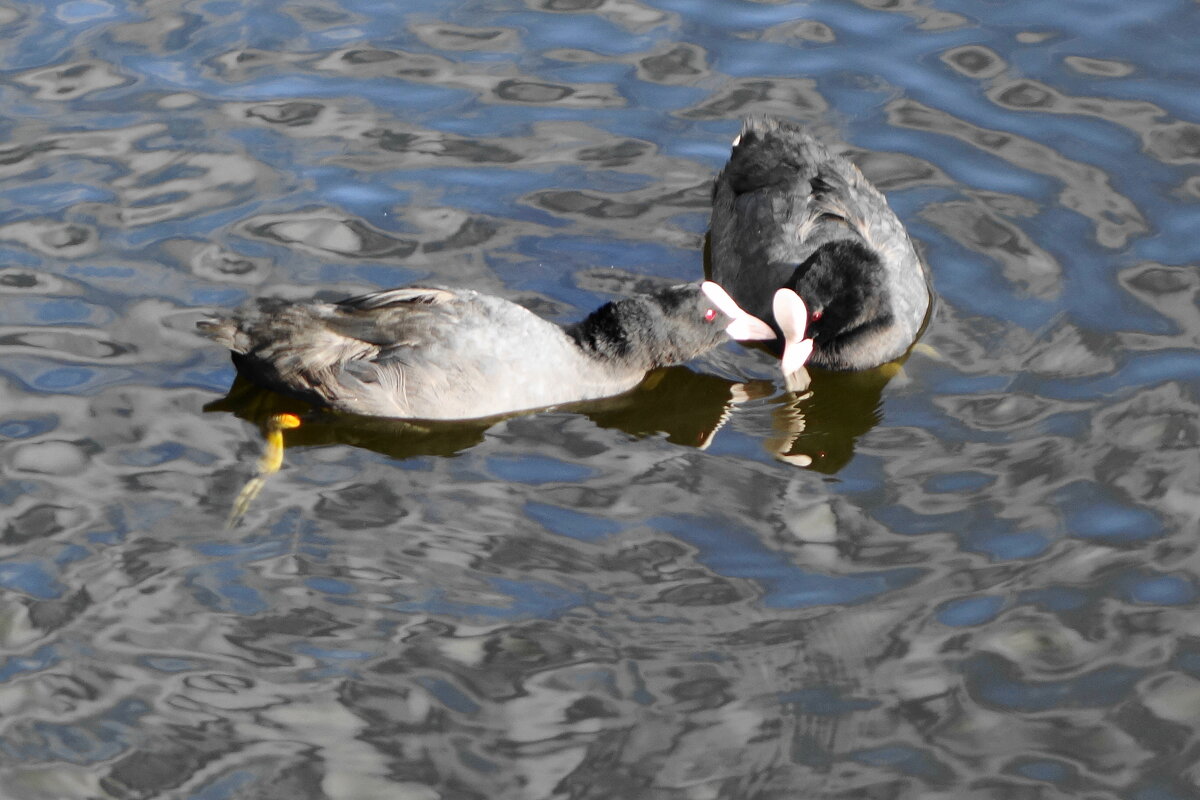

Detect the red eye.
xmin=811 ymin=310 xmax=823 ymax=322
xmin=704 ymin=308 xmax=717 ymax=322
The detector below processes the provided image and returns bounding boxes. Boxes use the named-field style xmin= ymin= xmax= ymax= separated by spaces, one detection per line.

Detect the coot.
xmin=199 ymin=281 xmax=773 ymax=419
xmin=710 ymin=116 xmax=930 ymax=372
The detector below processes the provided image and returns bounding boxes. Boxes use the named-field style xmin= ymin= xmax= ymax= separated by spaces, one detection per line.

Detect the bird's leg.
xmin=227 ymin=413 xmax=302 ymax=528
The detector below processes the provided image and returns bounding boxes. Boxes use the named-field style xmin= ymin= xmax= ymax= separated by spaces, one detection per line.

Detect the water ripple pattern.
xmin=1 ymin=0 xmax=1199 ymax=798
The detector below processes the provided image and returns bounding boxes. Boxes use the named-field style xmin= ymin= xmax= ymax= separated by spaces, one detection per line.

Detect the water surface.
xmin=2 ymin=1 xmax=1200 ymax=798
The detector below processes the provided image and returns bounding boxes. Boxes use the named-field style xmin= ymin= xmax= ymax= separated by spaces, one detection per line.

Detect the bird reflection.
xmin=764 ymin=361 xmax=902 ymax=473
xmin=204 ymin=366 xmax=769 ymax=463
xmin=205 ymin=375 xmax=494 ymax=460
xmin=583 ymin=366 xmax=772 ymax=449
xmin=206 ymin=356 xmax=899 ymax=477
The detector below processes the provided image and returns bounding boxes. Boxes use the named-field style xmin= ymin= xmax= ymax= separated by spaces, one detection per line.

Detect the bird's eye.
xmin=704 ymin=308 xmax=718 ymax=322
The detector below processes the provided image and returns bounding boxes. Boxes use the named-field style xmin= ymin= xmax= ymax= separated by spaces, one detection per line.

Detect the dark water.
xmin=2 ymin=0 xmax=1200 ymax=798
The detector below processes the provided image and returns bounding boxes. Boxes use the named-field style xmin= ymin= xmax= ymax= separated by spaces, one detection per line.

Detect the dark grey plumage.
xmin=198 ymin=282 xmax=769 ymax=420
xmin=710 ymin=116 xmax=931 ymax=370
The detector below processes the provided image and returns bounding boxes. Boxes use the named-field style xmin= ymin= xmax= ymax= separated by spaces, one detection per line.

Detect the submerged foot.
xmin=227 ymin=412 xmax=302 ymax=528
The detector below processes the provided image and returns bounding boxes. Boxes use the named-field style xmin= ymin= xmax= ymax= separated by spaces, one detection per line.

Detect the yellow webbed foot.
xmin=227 ymin=413 xmax=302 ymax=528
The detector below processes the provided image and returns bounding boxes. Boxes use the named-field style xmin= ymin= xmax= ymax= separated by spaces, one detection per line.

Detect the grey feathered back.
xmin=199 ymin=283 xmax=738 ymax=420
xmin=710 ymin=116 xmax=930 ymax=369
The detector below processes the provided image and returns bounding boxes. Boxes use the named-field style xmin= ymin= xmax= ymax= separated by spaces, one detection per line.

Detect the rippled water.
xmin=2 ymin=0 xmax=1200 ymax=798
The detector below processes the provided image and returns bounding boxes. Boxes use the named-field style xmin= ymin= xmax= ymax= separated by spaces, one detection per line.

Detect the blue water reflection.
xmin=2 ymin=0 xmax=1199 ymax=796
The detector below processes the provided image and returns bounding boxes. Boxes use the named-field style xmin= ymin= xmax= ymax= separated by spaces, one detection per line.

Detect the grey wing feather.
xmin=319 ymin=287 xmax=463 ymax=346
xmin=198 ymin=287 xmax=476 ymax=415
xmin=815 ymin=154 xmax=930 ymax=344
xmin=336 ymin=286 xmax=457 ymax=311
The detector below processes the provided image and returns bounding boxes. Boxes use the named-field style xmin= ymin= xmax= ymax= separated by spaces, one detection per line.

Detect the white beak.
xmin=701 ymin=281 xmax=776 ymax=341
xmin=773 ymin=288 xmax=815 ymax=374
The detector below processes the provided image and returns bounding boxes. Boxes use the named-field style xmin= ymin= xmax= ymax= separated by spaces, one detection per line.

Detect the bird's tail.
xmin=196 ymin=316 xmax=244 ymax=351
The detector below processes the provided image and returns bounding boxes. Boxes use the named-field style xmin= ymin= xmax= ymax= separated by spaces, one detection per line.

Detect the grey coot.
xmin=710 ymin=116 xmax=931 ymax=372
xmin=198 ymin=281 xmax=774 ymax=420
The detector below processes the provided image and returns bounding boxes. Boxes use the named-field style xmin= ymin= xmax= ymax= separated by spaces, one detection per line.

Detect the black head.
xmin=650 ymin=283 xmax=776 ymax=355
xmin=787 ymin=240 xmax=888 ymax=347
xmin=572 ymin=284 xmax=724 ymax=368
xmin=642 ymin=283 xmax=741 ymax=362
xmin=574 ymin=283 xmax=772 ymax=370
